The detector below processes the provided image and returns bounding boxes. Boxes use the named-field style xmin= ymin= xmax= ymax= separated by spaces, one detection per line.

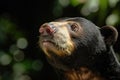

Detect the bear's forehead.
xmin=49 ymin=22 xmax=69 ymax=26
xmin=46 ymin=21 xmax=80 ymax=27
xmin=51 ymin=21 xmax=74 ymax=24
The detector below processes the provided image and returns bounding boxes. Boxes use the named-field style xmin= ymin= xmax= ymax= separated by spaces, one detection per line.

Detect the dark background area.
xmin=0 ymin=0 xmax=120 ymax=80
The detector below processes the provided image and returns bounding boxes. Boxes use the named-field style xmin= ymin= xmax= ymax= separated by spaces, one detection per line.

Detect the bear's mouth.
xmin=42 ymin=39 xmax=55 ymax=46
xmin=41 ymin=38 xmax=66 ymax=52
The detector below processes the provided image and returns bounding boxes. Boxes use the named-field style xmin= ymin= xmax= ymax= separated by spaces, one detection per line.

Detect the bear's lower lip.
xmin=42 ymin=40 xmax=55 ymax=46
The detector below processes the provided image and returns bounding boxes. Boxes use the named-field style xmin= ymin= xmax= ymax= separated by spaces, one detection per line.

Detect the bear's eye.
xmin=71 ymin=23 xmax=78 ymax=32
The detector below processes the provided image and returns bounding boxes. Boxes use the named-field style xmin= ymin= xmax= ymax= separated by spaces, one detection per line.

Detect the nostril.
xmin=39 ymin=24 xmax=57 ymax=35
xmin=46 ymin=27 xmax=54 ymax=35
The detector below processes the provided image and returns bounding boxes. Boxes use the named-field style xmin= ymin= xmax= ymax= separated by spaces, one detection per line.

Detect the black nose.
xmin=39 ymin=24 xmax=56 ymax=35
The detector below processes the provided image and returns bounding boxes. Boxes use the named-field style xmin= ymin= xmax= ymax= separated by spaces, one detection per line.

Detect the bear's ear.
xmin=100 ymin=26 xmax=118 ymax=46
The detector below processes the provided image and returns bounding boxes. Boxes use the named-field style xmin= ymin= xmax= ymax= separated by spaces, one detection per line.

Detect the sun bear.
xmin=38 ymin=17 xmax=120 ymax=80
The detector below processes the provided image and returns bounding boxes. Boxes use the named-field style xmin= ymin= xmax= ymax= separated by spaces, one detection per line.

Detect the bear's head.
xmin=39 ymin=17 xmax=118 ymax=70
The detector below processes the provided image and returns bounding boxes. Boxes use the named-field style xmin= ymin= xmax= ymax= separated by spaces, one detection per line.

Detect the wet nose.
xmin=39 ymin=24 xmax=56 ymax=35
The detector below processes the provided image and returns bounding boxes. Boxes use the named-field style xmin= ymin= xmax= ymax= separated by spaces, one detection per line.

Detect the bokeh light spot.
xmin=14 ymin=75 xmax=32 ymax=80
xmin=13 ymin=63 xmax=26 ymax=75
xmin=106 ymin=13 xmax=119 ymax=25
xmin=32 ymin=60 xmax=43 ymax=71
xmin=13 ymin=50 xmax=24 ymax=62
xmin=17 ymin=38 xmax=28 ymax=49
xmin=58 ymin=0 xmax=69 ymax=7
xmin=9 ymin=44 xmax=19 ymax=54
xmin=109 ymin=0 xmax=119 ymax=7
xmin=81 ymin=0 xmax=99 ymax=16
xmin=0 ymin=52 xmax=12 ymax=66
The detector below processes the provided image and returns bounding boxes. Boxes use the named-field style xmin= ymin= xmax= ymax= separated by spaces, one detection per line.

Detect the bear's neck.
xmin=58 ymin=67 xmax=105 ymax=80
xmin=48 ymin=47 xmax=120 ymax=80
xmin=57 ymin=47 xmax=120 ymax=80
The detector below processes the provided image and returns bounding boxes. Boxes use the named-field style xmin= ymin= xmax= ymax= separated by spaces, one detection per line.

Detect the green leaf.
xmin=70 ymin=0 xmax=80 ymax=7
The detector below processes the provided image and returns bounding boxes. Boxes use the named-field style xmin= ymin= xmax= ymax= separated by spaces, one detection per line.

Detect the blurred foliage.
xmin=53 ymin=0 xmax=120 ymax=26
xmin=0 ymin=0 xmax=120 ymax=80
xmin=0 ymin=17 xmax=43 ymax=80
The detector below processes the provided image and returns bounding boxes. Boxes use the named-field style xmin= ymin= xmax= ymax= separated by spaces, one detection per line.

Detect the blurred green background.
xmin=0 ymin=0 xmax=120 ymax=80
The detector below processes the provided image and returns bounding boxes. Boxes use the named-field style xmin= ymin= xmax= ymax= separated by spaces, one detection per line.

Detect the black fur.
xmin=39 ymin=17 xmax=120 ymax=80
